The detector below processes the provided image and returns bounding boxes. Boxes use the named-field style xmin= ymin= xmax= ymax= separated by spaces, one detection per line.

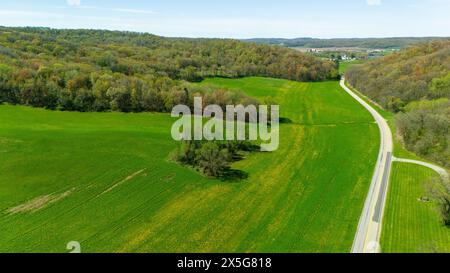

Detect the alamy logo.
xmin=171 ymin=97 xmax=280 ymax=152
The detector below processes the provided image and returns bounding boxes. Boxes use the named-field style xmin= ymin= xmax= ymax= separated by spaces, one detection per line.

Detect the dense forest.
xmin=346 ymin=40 xmax=450 ymax=167
xmin=0 ymin=27 xmax=337 ymax=113
xmin=244 ymin=37 xmax=445 ymax=49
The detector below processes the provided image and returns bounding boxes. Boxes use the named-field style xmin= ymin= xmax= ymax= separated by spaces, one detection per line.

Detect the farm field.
xmin=339 ymin=60 xmax=365 ymax=75
xmin=0 ymin=77 xmax=379 ymax=253
xmin=381 ymin=163 xmax=450 ymax=253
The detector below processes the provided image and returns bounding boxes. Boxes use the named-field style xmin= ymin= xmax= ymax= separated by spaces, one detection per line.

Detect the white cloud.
xmin=66 ymin=0 xmax=81 ymax=6
xmin=367 ymin=0 xmax=382 ymax=6
xmin=112 ymin=8 xmax=155 ymax=15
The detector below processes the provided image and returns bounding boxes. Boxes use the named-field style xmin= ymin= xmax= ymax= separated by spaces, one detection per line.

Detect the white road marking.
xmin=340 ymin=78 xmax=393 ymax=253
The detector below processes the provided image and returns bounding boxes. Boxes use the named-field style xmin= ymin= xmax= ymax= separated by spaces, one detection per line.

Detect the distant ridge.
xmin=243 ymin=37 xmax=450 ymax=49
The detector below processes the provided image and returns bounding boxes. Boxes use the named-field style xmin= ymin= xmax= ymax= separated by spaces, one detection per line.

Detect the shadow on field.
xmin=219 ymin=168 xmax=249 ymax=183
xmin=229 ymin=145 xmax=261 ymax=162
xmin=240 ymin=144 xmax=261 ymax=152
xmin=279 ymin=117 xmax=293 ymax=124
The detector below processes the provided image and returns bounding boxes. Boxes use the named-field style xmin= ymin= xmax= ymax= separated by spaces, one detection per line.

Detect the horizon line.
xmin=1 ymin=25 xmax=449 ymax=40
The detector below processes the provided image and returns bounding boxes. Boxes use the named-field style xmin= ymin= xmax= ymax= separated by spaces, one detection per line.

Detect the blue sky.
xmin=0 ymin=0 xmax=449 ymax=38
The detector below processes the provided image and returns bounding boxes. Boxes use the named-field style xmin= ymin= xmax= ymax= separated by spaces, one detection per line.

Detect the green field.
xmin=343 ymin=80 xmax=450 ymax=253
xmin=344 ymin=80 xmax=425 ymax=160
xmin=339 ymin=60 xmax=365 ymax=75
xmin=381 ymin=163 xmax=450 ymax=253
xmin=0 ymin=77 xmax=379 ymax=253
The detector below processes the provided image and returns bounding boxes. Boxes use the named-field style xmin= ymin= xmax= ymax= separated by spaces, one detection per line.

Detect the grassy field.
xmin=344 ymin=80 xmax=424 ymax=160
xmin=0 ymin=77 xmax=379 ymax=253
xmin=343 ymin=80 xmax=450 ymax=253
xmin=339 ymin=60 xmax=365 ymax=75
xmin=381 ymin=163 xmax=450 ymax=253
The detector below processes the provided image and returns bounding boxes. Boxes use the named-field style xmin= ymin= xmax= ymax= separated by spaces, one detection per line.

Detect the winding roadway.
xmin=340 ymin=78 xmax=449 ymax=253
xmin=340 ymin=78 xmax=393 ymax=253
xmin=392 ymin=157 xmax=449 ymax=181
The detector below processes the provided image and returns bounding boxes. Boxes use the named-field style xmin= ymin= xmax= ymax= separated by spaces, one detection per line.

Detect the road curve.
xmin=340 ymin=78 xmax=394 ymax=253
xmin=393 ymin=157 xmax=449 ymax=181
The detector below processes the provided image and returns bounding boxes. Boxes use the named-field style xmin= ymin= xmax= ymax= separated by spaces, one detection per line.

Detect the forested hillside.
xmin=0 ymin=27 xmax=337 ymax=112
xmin=347 ymin=41 xmax=450 ymax=167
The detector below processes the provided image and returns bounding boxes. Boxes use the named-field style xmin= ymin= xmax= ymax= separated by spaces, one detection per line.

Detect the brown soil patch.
xmin=7 ymin=188 xmax=75 ymax=215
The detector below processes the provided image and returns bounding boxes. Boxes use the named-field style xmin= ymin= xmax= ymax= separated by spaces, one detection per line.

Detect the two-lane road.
xmin=340 ymin=78 xmax=394 ymax=253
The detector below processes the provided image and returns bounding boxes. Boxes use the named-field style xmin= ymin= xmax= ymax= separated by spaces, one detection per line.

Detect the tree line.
xmin=347 ymin=40 xmax=450 ymax=168
xmin=427 ymin=176 xmax=450 ymax=227
xmin=346 ymin=40 xmax=450 ymax=226
xmin=0 ymin=27 xmax=338 ymax=113
xmin=244 ymin=37 xmax=446 ymax=49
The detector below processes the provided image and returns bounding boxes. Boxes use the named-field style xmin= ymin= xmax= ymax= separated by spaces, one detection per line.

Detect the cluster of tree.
xmin=172 ymin=140 xmax=256 ymax=178
xmin=396 ymin=99 xmax=449 ymax=168
xmin=347 ymin=40 xmax=450 ymax=110
xmin=0 ymin=27 xmax=338 ymax=113
xmin=427 ymin=177 xmax=450 ymax=226
xmin=346 ymin=41 xmax=450 ymax=168
xmin=244 ymin=37 xmax=447 ymax=49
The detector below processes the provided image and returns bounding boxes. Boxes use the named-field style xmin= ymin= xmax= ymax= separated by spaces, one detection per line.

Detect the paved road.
xmin=392 ymin=157 xmax=449 ymax=181
xmin=340 ymin=78 xmax=449 ymax=253
xmin=340 ymin=78 xmax=394 ymax=253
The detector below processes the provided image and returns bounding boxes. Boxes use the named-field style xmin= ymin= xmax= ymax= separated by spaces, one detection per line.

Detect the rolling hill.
xmin=0 ymin=77 xmax=379 ymax=253
xmin=244 ymin=37 xmax=447 ymax=49
xmin=346 ymin=40 xmax=450 ymax=167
